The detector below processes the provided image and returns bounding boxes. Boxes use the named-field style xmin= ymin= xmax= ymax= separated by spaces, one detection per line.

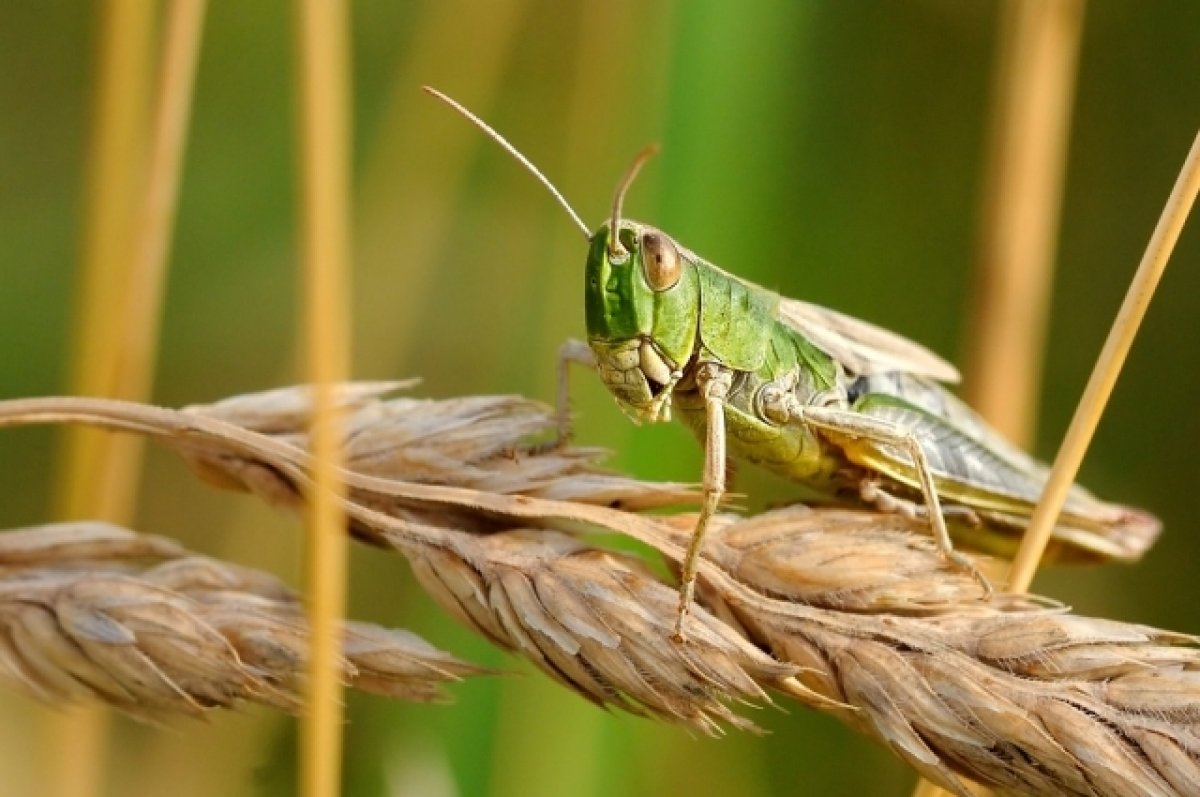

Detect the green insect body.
xmin=425 ymin=87 xmax=1161 ymax=640
xmin=585 ymin=219 xmax=1158 ymax=567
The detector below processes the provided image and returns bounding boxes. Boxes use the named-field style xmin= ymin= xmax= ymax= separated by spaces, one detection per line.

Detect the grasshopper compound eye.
xmin=640 ymin=230 xmax=682 ymax=291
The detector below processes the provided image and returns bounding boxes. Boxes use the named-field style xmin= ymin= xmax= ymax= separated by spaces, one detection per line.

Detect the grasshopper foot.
xmin=860 ymin=480 xmax=991 ymax=596
xmin=944 ymin=548 xmax=993 ymax=600
xmin=671 ymin=582 xmax=695 ymax=644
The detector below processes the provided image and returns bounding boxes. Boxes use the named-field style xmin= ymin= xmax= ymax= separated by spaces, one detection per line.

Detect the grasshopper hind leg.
xmin=799 ymin=405 xmax=993 ymax=598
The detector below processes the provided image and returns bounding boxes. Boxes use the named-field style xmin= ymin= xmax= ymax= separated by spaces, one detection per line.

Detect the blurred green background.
xmin=1 ymin=1 xmax=1198 ymax=795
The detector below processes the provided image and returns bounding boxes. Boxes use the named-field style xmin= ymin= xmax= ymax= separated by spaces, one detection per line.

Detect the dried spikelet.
xmin=0 ymin=522 xmax=486 ymax=717
xmin=151 ymin=559 xmax=486 ymax=705
xmin=396 ymin=525 xmax=794 ymax=733
xmin=701 ymin=506 xmax=1050 ymax=615
xmin=0 ymin=570 xmax=274 ymax=717
xmin=182 ymin=383 xmax=697 ymax=514
xmin=690 ymin=508 xmax=1200 ymax=796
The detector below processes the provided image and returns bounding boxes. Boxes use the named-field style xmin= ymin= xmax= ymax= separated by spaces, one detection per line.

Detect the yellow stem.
xmin=295 ymin=1 xmax=353 ymax=796
xmin=963 ymin=0 xmax=1085 ymax=448
xmin=48 ymin=2 xmax=156 ymax=796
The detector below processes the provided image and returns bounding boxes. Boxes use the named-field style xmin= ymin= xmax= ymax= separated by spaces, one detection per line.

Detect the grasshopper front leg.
xmin=797 ymin=405 xmax=993 ymax=598
xmin=673 ymin=362 xmax=733 ymax=643
xmin=551 ymin=338 xmax=597 ymax=447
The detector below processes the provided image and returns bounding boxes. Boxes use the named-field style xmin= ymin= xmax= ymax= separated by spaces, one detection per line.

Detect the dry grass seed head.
xmin=183 ymin=384 xmax=696 ymax=514
xmin=0 ymin=521 xmax=486 ymax=717
xmin=400 ymin=525 xmax=793 ymax=733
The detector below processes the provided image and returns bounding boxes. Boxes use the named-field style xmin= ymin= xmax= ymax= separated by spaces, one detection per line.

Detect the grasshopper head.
xmin=421 ymin=89 xmax=696 ymax=419
xmin=584 ymin=221 xmax=699 ymax=421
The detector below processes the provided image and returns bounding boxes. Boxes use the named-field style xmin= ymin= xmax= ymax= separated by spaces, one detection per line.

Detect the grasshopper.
xmin=426 ymin=88 xmax=1160 ymax=641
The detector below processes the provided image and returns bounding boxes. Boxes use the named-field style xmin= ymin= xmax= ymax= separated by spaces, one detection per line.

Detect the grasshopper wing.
xmin=836 ymin=392 xmax=1161 ymax=563
xmin=778 ymin=298 xmax=961 ymax=383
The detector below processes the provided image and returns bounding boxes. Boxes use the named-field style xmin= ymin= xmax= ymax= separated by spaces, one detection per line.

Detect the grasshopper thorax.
xmin=584 ymin=221 xmax=700 ymax=421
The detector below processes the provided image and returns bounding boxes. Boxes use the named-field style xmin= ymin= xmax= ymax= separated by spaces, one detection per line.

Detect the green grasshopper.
xmin=425 ymin=88 xmax=1160 ymax=640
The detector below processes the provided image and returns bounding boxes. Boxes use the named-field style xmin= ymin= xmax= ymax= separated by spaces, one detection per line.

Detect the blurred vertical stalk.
xmin=962 ymin=0 xmax=1085 ymax=448
xmin=920 ymin=3 xmax=1085 ymax=797
xmin=294 ymin=1 xmax=353 ymax=796
xmin=48 ymin=1 xmax=204 ymax=795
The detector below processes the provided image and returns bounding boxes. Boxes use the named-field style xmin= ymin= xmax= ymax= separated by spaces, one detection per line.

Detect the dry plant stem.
xmin=2 ymin=392 xmax=1199 ymax=794
xmin=964 ymin=0 xmax=1084 ymax=446
xmin=1008 ymin=129 xmax=1200 ymax=591
xmin=48 ymin=4 xmax=156 ymax=797
xmin=294 ymin=0 xmax=354 ymax=795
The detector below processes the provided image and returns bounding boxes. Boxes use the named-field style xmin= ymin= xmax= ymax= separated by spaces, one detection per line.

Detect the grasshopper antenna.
xmin=607 ymin=144 xmax=660 ymax=261
xmin=423 ymin=86 xmax=591 ymax=240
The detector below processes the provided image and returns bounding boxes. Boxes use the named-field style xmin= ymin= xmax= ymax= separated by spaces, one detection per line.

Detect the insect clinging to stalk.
xmin=424 ymin=87 xmax=1161 ymax=642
